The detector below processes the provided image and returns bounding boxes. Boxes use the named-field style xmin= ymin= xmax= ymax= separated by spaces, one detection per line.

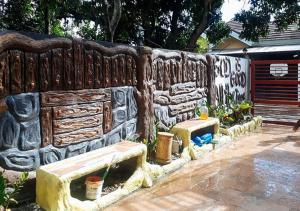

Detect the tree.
xmin=234 ymin=0 xmax=300 ymax=42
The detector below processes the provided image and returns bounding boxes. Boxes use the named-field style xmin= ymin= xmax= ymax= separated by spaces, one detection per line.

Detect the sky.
xmin=221 ymin=0 xmax=250 ymax=22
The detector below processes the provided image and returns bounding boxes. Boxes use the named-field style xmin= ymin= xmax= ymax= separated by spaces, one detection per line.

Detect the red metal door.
xmin=251 ymin=60 xmax=300 ymax=125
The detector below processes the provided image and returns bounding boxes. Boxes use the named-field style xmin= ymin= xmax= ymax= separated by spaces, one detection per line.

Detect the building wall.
xmin=215 ymin=37 xmax=248 ymax=50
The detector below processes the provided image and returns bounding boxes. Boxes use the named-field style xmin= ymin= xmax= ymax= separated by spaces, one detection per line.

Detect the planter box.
xmin=219 ymin=116 xmax=263 ymax=138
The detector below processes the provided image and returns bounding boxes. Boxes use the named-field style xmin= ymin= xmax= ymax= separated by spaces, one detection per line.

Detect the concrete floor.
xmin=106 ymin=124 xmax=300 ymax=211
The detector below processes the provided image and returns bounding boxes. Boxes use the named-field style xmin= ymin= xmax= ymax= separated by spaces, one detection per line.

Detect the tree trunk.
xmin=185 ymin=0 xmax=212 ymax=51
xmin=44 ymin=0 xmax=50 ymax=35
xmin=105 ymin=0 xmax=122 ymax=43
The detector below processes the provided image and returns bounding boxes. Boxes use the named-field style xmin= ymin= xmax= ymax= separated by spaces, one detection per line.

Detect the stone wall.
xmin=208 ymin=55 xmax=249 ymax=105
xmin=0 ymin=32 xmax=138 ymax=171
xmin=0 ymin=32 xmax=250 ymax=172
xmin=151 ymin=49 xmax=208 ymax=130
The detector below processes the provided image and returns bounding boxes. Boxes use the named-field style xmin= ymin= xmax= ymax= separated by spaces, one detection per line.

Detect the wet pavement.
xmin=106 ymin=124 xmax=300 ymax=211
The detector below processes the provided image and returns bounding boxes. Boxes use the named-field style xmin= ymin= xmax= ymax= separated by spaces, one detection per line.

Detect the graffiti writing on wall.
xmin=214 ymin=56 xmax=248 ymax=104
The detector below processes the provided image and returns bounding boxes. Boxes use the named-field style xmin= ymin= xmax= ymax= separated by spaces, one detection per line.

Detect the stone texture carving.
xmin=170 ymin=82 xmax=196 ymax=96
xmin=39 ymin=145 xmax=66 ymax=165
xmin=0 ymin=149 xmax=40 ymax=171
xmin=10 ymin=50 xmax=24 ymax=94
xmin=6 ymin=93 xmax=40 ymax=122
xmin=64 ymin=48 xmax=74 ymax=90
xmin=40 ymin=108 xmax=53 ymax=147
xmin=87 ymin=138 xmax=105 ymax=152
xmin=0 ymin=52 xmax=9 ymax=97
xmin=40 ymin=52 xmax=52 ymax=91
xmin=52 ymin=49 xmax=63 ymax=90
xmin=0 ymin=112 xmax=20 ymax=149
xmin=25 ymin=53 xmax=38 ymax=92
xmin=112 ymin=87 xmax=127 ymax=108
xmin=84 ymin=50 xmax=94 ymax=89
xmin=65 ymin=142 xmax=88 ymax=158
xmin=112 ymin=107 xmax=127 ymax=129
xmin=73 ymin=39 xmax=84 ymax=89
xmin=94 ymin=51 xmax=103 ymax=88
xmin=19 ymin=120 xmax=41 ymax=150
xmin=106 ymin=125 xmax=122 ymax=146
xmin=127 ymin=87 xmax=138 ymax=119
xmin=122 ymin=118 xmax=137 ymax=139
xmin=103 ymin=101 xmax=112 ymax=133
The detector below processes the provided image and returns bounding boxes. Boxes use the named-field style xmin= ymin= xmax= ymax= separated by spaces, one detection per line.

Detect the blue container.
xmin=200 ymin=133 xmax=213 ymax=144
xmin=192 ymin=136 xmax=203 ymax=147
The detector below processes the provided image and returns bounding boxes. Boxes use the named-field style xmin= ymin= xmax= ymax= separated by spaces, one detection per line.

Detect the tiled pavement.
xmin=106 ymin=124 xmax=300 ymax=211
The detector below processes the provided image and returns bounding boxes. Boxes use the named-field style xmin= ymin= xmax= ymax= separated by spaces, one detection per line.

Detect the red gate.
xmin=251 ymin=60 xmax=300 ymax=125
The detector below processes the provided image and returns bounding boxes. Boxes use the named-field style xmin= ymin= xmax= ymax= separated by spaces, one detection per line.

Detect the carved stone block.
xmin=154 ymin=92 xmax=170 ymax=105
xmin=87 ymin=138 xmax=105 ymax=152
xmin=111 ymin=55 xmax=119 ymax=86
xmin=73 ymin=39 xmax=84 ymax=89
xmin=170 ymin=90 xmax=203 ymax=104
xmin=94 ymin=51 xmax=103 ymax=88
xmin=19 ymin=120 xmax=41 ymax=151
xmin=53 ymin=126 xmax=103 ymax=147
xmin=127 ymin=87 xmax=138 ymax=119
xmin=103 ymin=56 xmax=111 ymax=87
xmin=177 ymin=61 xmax=182 ymax=83
xmin=65 ymin=142 xmax=88 ymax=158
xmin=25 ymin=53 xmax=38 ymax=92
xmin=122 ymin=118 xmax=137 ymax=139
xmin=170 ymin=60 xmax=177 ymax=84
xmin=170 ymin=82 xmax=196 ymax=96
xmin=64 ymin=48 xmax=74 ymax=90
xmin=53 ymin=102 xmax=103 ymax=119
xmin=112 ymin=87 xmax=127 ymax=108
xmin=118 ymin=55 xmax=126 ymax=85
xmin=41 ymin=89 xmax=111 ymax=107
xmin=0 ymin=112 xmax=20 ymax=149
xmin=0 ymin=52 xmax=9 ymax=97
xmin=84 ymin=50 xmax=94 ymax=89
xmin=40 ymin=107 xmax=53 ymax=147
xmin=6 ymin=92 xmax=40 ymax=122
xmin=168 ymin=100 xmax=197 ymax=116
xmin=10 ymin=50 xmax=24 ymax=93
xmin=40 ymin=52 xmax=52 ymax=91
xmin=106 ymin=125 xmax=122 ymax=146
xmin=103 ymin=101 xmax=112 ymax=133
xmin=112 ymin=107 xmax=127 ymax=129
xmin=132 ymin=59 xmax=137 ymax=85
xmin=156 ymin=59 xmax=164 ymax=90
xmin=164 ymin=61 xmax=171 ymax=90
xmin=39 ymin=145 xmax=66 ymax=165
xmin=53 ymin=114 xmax=103 ymax=134
xmin=0 ymin=148 xmax=40 ymax=171
xmin=52 ymin=49 xmax=63 ymax=90
xmin=126 ymin=56 xmax=133 ymax=85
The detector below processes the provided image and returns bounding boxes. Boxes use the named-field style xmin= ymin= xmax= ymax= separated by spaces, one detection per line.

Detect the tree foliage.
xmin=0 ymin=0 xmax=299 ymax=51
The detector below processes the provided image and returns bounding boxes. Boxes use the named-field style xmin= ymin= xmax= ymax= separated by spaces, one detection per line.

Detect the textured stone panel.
xmin=6 ymin=92 xmax=40 ymax=122
xmin=65 ymin=142 xmax=88 ymax=158
xmin=25 ymin=53 xmax=38 ymax=92
xmin=170 ymin=82 xmax=196 ymax=96
xmin=40 ymin=107 xmax=53 ymax=147
xmin=10 ymin=50 xmax=24 ymax=93
xmin=19 ymin=120 xmax=41 ymax=151
xmin=127 ymin=87 xmax=138 ymax=119
xmin=53 ymin=102 xmax=103 ymax=119
xmin=87 ymin=138 xmax=105 ymax=152
xmin=53 ymin=126 xmax=103 ymax=147
xmin=52 ymin=49 xmax=64 ymax=90
xmin=53 ymin=114 xmax=103 ymax=134
xmin=168 ymin=100 xmax=197 ymax=116
xmin=84 ymin=50 xmax=94 ymax=89
xmin=103 ymin=101 xmax=112 ymax=133
xmin=154 ymin=105 xmax=176 ymax=129
xmin=0 ymin=112 xmax=20 ymax=149
xmin=64 ymin=48 xmax=74 ymax=90
xmin=39 ymin=145 xmax=66 ymax=165
xmin=106 ymin=126 xmax=122 ymax=146
xmin=40 ymin=52 xmax=52 ymax=91
xmin=41 ymin=89 xmax=111 ymax=107
xmin=170 ymin=90 xmax=204 ymax=104
xmin=112 ymin=87 xmax=127 ymax=108
xmin=122 ymin=118 xmax=137 ymax=139
xmin=112 ymin=107 xmax=127 ymax=129
xmin=0 ymin=148 xmax=39 ymax=171
xmin=0 ymin=52 xmax=9 ymax=97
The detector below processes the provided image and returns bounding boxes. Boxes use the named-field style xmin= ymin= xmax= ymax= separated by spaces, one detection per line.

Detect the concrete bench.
xmin=36 ymin=141 xmax=149 ymax=211
xmin=170 ymin=117 xmax=220 ymax=159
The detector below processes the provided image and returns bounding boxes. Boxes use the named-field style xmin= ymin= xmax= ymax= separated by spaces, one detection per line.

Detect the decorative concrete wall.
xmin=0 ymin=32 xmax=138 ymax=171
xmin=151 ymin=49 xmax=207 ymax=130
xmin=0 ymin=32 xmax=250 ymax=172
xmin=208 ymin=55 xmax=249 ymax=105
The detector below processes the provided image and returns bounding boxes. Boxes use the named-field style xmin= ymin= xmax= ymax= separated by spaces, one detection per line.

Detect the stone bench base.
xmin=36 ymin=141 xmax=151 ymax=211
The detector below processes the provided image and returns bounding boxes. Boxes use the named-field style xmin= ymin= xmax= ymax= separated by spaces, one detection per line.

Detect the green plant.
xmin=206 ymin=95 xmax=253 ymax=128
xmin=0 ymin=171 xmax=29 ymax=209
